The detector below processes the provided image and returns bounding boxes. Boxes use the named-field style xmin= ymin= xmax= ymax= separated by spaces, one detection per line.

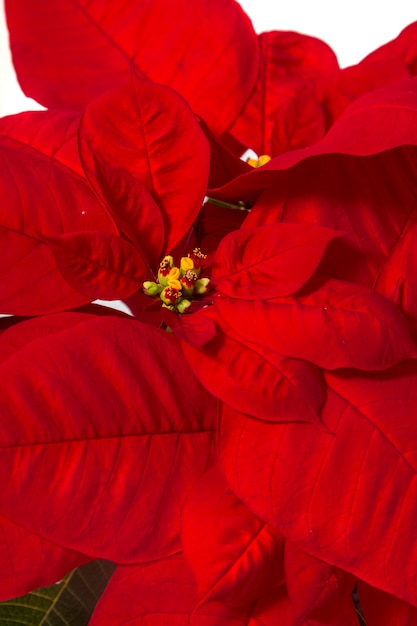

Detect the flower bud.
xmin=194 ymin=277 xmax=210 ymax=295
xmin=176 ymin=298 xmax=191 ymax=314
xmin=143 ymin=281 xmax=162 ymax=297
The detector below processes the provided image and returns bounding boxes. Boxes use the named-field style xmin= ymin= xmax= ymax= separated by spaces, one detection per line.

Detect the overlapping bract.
xmin=2 ymin=1 xmax=417 ymax=623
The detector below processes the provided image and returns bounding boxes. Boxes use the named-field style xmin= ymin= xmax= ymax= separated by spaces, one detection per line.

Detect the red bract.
xmin=219 ymin=362 xmax=417 ymax=607
xmin=0 ymin=515 xmax=89 ymax=602
xmin=0 ymin=314 xmax=215 ymax=572
xmin=211 ymin=222 xmax=343 ymax=299
xmin=182 ymin=465 xmax=284 ymax=607
xmin=223 ymin=22 xmax=417 ymax=158
xmin=2 ymin=1 xmax=417 ymax=623
xmin=224 ymin=30 xmax=339 ymax=156
xmin=79 ymin=72 xmax=211 ymax=266
xmin=5 ymin=0 xmax=258 ymax=134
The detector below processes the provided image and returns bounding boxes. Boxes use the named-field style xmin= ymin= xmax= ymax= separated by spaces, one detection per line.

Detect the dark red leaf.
xmin=0 ymin=313 xmax=215 ymax=562
xmin=219 ymin=362 xmax=417 ymax=606
xmin=182 ymin=465 xmax=284 ymax=606
xmin=358 ymin=581 xmax=417 ymax=626
xmin=80 ymin=74 xmax=210 ymax=262
xmin=374 ymin=217 xmax=417 ymax=329
xmin=6 ymin=0 xmax=259 ymax=134
xmin=212 ymin=223 xmax=342 ymax=299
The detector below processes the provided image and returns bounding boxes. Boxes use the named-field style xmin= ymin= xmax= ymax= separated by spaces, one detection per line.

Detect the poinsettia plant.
xmin=2 ymin=0 xmax=417 ymax=623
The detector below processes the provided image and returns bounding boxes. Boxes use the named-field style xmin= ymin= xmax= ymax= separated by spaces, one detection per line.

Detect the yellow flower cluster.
xmin=143 ymin=249 xmax=210 ymax=313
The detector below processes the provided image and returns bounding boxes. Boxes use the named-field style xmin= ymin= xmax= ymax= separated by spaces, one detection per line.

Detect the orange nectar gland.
xmin=246 ymin=154 xmax=271 ymax=168
xmin=143 ymin=250 xmax=210 ymax=314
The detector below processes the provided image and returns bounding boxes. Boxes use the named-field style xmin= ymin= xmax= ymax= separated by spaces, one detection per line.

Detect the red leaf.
xmin=242 ymin=148 xmax=417 ymax=289
xmin=0 ymin=515 xmax=89 ymax=601
xmin=214 ymin=279 xmax=417 ymax=370
xmin=227 ymin=30 xmax=339 ymax=155
xmin=80 ymin=74 xmax=210 ymax=261
xmin=212 ymin=223 xmax=342 ymax=299
xmin=201 ymin=119 xmax=252 ymax=190
xmin=284 ymin=542 xmax=357 ymax=624
xmin=0 ymin=109 xmax=84 ymax=177
xmin=214 ymin=78 xmax=417 ymax=203
xmin=89 ymin=555 xmax=318 ymax=626
xmin=182 ymin=315 xmax=325 ymax=424
xmin=0 ymin=313 xmax=215 ymax=562
xmin=374 ymin=217 xmax=417 ymax=329
xmin=182 ymin=465 xmax=284 ymax=606
xmin=6 ymin=0 xmax=259 ymax=134
xmin=219 ymin=363 xmax=417 ymax=606
xmin=0 ymin=139 xmax=118 ymax=315
xmin=89 ymin=556 xmax=254 ymax=625
xmin=43 ymin=230 xmax=147 ymax=300
xmin=162 ymin=308 xmax=217 ymax=348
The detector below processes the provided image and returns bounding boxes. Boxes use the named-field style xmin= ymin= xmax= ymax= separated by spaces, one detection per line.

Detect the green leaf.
xmin=0 ymin=560 xmax=115 ymax=625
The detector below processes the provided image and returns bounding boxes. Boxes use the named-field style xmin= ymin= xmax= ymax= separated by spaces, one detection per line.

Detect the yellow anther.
xmin=167 ymin=267 xmax=180 ymax=281
xmin=180 ymin=256 xmax=194 ymax=272
xmin=257 ymin=154 xmax=271 ymax=166
xmin=246 ymin=154 xmax=271 ymax=168
xmin=167 ymin=278 xmax=182 ymax=290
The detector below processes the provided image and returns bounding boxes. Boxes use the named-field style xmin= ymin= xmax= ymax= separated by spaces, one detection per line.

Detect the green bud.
xmin=176 ymin=298 xmax=191 ymax=314
xmin=194 ymin=277 xmax=210 ymax=295
xmin=143 ymin=281 xmax=162 ymax=297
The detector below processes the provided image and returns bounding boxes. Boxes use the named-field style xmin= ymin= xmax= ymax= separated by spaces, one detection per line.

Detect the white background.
xmin=0 ymin=0 xmax=416 ymax=117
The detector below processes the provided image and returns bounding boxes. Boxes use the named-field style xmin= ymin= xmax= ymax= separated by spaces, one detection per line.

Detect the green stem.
xmin=204 ymin=197 xmax=250 ymax=211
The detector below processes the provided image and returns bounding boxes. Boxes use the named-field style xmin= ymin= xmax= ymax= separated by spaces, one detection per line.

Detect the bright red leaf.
xmin=89 ymin=555 xmax=328 ymax=625
xmin=0 ymin=313 xmax=215 ymax=563
xmin=0 ymin=109 xmax=84 ymax=177
xmin=0 ymin=138 xmax=119 ymax=315
xmin=284 ymin=542 xmax=357 ymax=624
xmin=80 ymin=73 xmax=210 ymax=263
xmin=181 ymin=317 xmax=325 ymax=424
xmin=43 ymin=230 xmax=146 ymax=300
xmin=226 ymin=30 xmax=339 ymax=156
xmin=242 ymin=149 xmax=417 ymax=289
xmin=214 ymin=279 xmax=417 ymax=370
xmin=5 ymin=0 xmax=259 ymax=134
xmin=212 ymin=222 xmax=342 ymax=299
xmin=214 ymin=77 xmax=417 ymax=203
xmin=219 ymin=362 xmax=417 ymax=606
